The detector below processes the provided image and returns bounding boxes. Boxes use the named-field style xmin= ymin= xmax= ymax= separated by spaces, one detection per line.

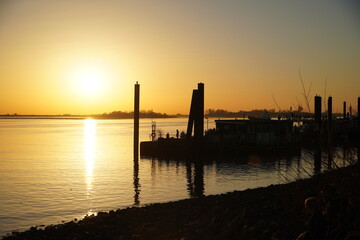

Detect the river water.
xmin=0 ymin=118 xmax=356 ymax=236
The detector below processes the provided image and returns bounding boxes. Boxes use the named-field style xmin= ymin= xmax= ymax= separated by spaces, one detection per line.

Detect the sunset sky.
xmin=0 ymin=0 xmax=359 ymax=115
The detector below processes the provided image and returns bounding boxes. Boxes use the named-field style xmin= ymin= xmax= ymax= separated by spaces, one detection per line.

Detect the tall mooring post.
xmin=314 ymin=95 xmax=322 ymax=129
xmin=194 ymin=83 xmax=204 ymax=139
xmin=133 ymin=82 xmax=140 ymax=205
xmin=186 ymin=83 xmax=204 ymax=140
xmin=343 ymin=101 xmax=347 ymax=119
xmin=327 ymin=96 xmax=333 ymax=158
xmin=186 ymin=90 xmax=198 ymax=138
xmin=358 ymin=97 xmax=360 ymax=129
xmin=134 ymin=82 xmax=140 ymax=157
xmin=358 ymin=97 xmax=360 ymax=164
xmin=328 ymin=96 xmax=332 ymax=133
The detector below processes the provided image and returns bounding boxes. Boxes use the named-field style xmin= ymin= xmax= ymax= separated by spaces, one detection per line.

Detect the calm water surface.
xmin=0 ymin=118 xmax=356 ymax=236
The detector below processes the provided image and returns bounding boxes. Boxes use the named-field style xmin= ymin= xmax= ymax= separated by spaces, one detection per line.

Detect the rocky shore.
xmin=2 ymin=165 xmax=360 ymax=240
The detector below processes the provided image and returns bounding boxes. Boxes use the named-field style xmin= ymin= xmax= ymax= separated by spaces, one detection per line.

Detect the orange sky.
xmin=0 ymin=0 xmax=359 ymax=115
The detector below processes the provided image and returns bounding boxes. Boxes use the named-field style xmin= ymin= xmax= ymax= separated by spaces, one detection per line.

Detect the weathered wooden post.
xmin=134 ymin=82 xmax=140 ymax=157
xmin=133 ymin=82 xmax=140 ymax=205
xmin=133 ymin=159 xmax=140 ymax=205
xmin=328 ymin=96 xmax=332 ymax=134
xmin=357 ymin=97 xmax=360 ymax=164
xmin=186 ymin=89 xmax=198 ymax=138
xmin=314 ymin=95 xmax=322 ymax=129
xmin=343 ymin=101 xmax=347 ymax=119
xmin=358 ymin=97 xmax=360 ymax=129
xmin=186 ymin=83 xmax=205 ymax=139
xmin=194 ymin=83 xmax=204 ymax=139
xmin=327 ymin=96 xmax=333 ymax=167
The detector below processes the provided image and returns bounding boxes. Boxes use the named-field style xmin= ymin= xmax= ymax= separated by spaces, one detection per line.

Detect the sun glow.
xmin=69 ymin=61 xmax=111 ymax=98
xmin=76 ymin=70 xmax=101 ymax=95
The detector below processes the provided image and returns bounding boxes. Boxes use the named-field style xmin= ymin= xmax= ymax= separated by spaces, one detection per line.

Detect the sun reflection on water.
xmin=84 ymin=119 xmax=96 ymax=196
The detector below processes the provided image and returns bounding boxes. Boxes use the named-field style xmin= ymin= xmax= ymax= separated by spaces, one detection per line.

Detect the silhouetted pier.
xmin=140 ymin=86 xmax=359 ymax=157
xmin=140 ymin=83 xmax=307 ymax=157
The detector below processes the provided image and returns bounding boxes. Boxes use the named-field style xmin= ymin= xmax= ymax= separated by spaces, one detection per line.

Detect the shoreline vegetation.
xmin=0 ymin=110 xmax=175 ymax=119
xmin=2 ymin=164 xmax=360 ymax=240
xmin=0 ymin=108 xmax=346 ymax=120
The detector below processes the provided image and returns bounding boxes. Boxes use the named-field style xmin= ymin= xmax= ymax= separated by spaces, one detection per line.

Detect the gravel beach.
xmin=2 ymin=165 xmax=360 ymax=240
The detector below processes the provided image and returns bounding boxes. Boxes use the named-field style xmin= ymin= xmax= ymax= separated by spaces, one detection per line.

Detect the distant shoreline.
xmin=0 ymin=116 xmax=178 ymax=120
xmin=0 ymin=110 xmax=182 ymax=120
xmin=0 ymin=117 xmax=87 ymax=120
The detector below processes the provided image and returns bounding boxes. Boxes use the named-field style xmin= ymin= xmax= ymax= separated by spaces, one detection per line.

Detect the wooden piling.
xmin=358 ymin=97 xmax=360 ymax=129
xmin=328 ymin=96 xmax=332 ymax=133
xmin=194 ymin=83 xmax=204 ymax=139
xmin=186 ymin=89 xmax=198 ymax=138
xmin=327 ymin=96 xmax=333 ymax=162
xmin=134 ymin=82 xmax=140 ymax=157
xmin=314 ymin=95 xmax=321 ymax=128
xmin=186 ymin=83 xmax=205 ymax=139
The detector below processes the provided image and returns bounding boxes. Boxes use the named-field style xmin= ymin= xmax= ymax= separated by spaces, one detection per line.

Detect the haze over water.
xmin=1 ymin=1 xmax=359 ymax=115
xmin=0 ymin=118 xmax=355 ymax=236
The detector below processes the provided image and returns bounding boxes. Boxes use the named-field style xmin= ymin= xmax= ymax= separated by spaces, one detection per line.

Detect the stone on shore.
xmin=2 ymin=165 xmax=360 ymax=240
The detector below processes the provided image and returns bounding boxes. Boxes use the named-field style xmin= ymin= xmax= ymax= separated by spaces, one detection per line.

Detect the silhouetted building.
xmin=214 ymin=119 xmax=296 ymax=146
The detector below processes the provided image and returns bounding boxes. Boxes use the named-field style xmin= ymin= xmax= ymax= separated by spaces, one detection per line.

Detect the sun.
xmin=69 ymin=62 xmax=108 ymax=98
xmin=74 ymin=69 xmax=101 ymax=95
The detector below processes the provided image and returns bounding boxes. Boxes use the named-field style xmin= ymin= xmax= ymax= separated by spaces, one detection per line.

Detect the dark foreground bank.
xmin=2 ymin=165 xmax=360 ymax=240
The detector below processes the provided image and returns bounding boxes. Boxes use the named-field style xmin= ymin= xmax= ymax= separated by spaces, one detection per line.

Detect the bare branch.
xmin=299 ymin=69 xmax=307 ymax=98
xmin=272 ymin=95 xmax=282 ymax=112
xmin=299 ymin=68 xmax=312 ymax=113
xmin=296 ymin=96 xmax=302 ymax=108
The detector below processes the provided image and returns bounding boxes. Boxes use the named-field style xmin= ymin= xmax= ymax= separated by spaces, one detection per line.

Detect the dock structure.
xmin=140 ymin=84 xmax=359 ymax=157
xmin=186 ymin=83 xmax=204 ymax=140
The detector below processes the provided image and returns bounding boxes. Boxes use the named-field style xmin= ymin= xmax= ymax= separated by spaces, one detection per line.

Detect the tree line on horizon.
xmin=0 ymin=110 xmax=173 ymax=119
xmin=1 ymin=107 xmax=347 ymax=119
xmin=93 ymin=110 xmax=172 ymax=119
